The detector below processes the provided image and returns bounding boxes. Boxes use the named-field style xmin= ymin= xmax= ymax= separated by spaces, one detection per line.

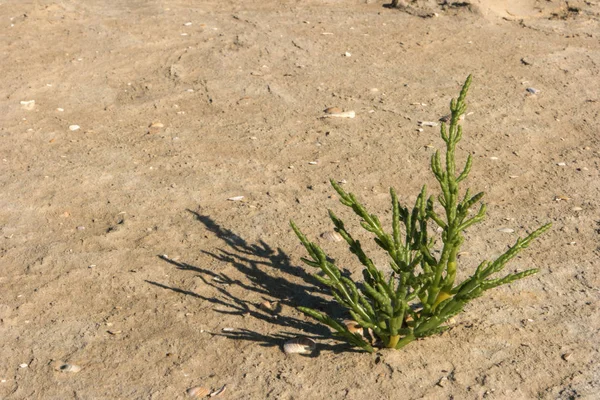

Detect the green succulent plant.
xmin=290 ymin=76 xmax=551 ymax=352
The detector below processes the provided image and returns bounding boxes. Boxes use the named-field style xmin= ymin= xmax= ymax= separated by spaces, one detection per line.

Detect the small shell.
xmin=343 ymin=320 xmax=363 ymax=336
xmin=227 ymin=196 xmax=244 ymax=201
xmin=283 ymin=337 xmax=316 ymax=355
xmin=69 ymin=125 xmax=80 ymax=131
xmin=498 ymin=228 xmax=514 ymax=233
xmin=149 ymin=121 xmax=164 ymax=128
xmin=58 ymin=364 xmax=81 ymax=373
xmin=320 ymin=231 xmax=342 ymax=242
xmin=324 ymin=107 xmax=342 ymax=114
xmin=187 ymin=386 xmax=211 ymax=398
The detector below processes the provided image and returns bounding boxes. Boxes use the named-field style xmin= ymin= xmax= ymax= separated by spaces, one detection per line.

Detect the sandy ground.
xmin=1 ymin=0 xmax=599 ymax=399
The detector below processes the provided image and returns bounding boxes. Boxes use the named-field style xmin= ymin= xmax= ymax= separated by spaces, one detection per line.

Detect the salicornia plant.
xmin=290 ymin=76 xmax=551 ymax=353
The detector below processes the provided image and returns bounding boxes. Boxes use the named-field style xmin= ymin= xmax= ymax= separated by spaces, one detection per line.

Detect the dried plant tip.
xmin=324 ymin=107 xmax=342 ymax=114
xmin=210 ymin=385 xmax=227 ymax=397
xmin=283 ymin=337 xmax=316 ymax=355
xmin=320 ymin=231 xmax=343 ymax=242
xmin=187 ymin=386 xmax=211 ymax=398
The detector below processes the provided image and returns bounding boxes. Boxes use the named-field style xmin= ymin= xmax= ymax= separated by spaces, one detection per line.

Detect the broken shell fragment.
xmin=187 ymin=386 xmax=211 ymax=398
xmin=58 ymin=364 xmax=81 ymax=373
xmin=20 ymin=100 xmax=35 ymax=110
xmin=283 ymin=337 xmax=316 ymax=355
xmin=320 ymin=231 xmax=342 ymax=242
xmin=498 ymin=227 xmax=514 ymax=233
xmin=343 ymin=320 xmax=364 ymax=336
xmin=323 ymin=110 xmax=355 ymax=119
xmin=260 ymin=300 xmax=281 ymax=314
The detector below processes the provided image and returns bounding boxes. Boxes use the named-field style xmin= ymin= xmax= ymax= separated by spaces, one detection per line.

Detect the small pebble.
xmin=571 ymin=207 xmax=583 ymax=211
xmin=526 ymin=87 xmax=540 ymax=95
xmin=183 ymin=22 xmax=192 ymax=26
xmin=76 ymin=226 xmax=85 ymax=230
xmin=562 ymin=353 xmax=572 ymax=361
xmin=69 ymin=125 xmax=80 ymax=131
xmin=308 ymin=161 xmax=318 ymax=165
xmin=222 ymin=327 xmax=235 ymax=332
xmin=227 ymin=196 xmax=244 ymax=201
xmin=557 ymin=162 xmax=566 ymax=166
xmin=498 ymin=228 xmax=514 ymax=233
xmin=490 ymin=157 xmax=499 ymax=160
xmin=56 ymin=108 xmax=64 ymax=112
xmin=344 ymin=52 xmax=351 ymax=57
xmin=19 ymin=364 xmax=28 ymax=369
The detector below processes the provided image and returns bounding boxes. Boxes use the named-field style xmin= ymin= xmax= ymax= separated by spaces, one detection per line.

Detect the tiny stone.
xmin=498 ymin=227 xmax=514 ymax=233
xmin=56 ymin=108 xmax=64 ymax=112
xmin=562 ymin=353 xmax=572 ymax=361
xmin=557 ymin=162 xmax=566 ymax=166
xmin=19 ymin=364 xmax=28 ymax=368
xmin=76 ymin=226 xmax=85 ymax=230
xmin=344 ymin=52 xmax=351 ymax=57
xmin=308 ymin=161 xmax=318 ymax=165
xmin=571 ymin=207 xmax=583 ymax=211
xmin=69 ymin=125 xmax=80 ymax=131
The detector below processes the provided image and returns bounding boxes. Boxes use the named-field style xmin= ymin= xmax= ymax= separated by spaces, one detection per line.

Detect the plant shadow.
xmin=146 ymin=210 xmax=360 ymax=354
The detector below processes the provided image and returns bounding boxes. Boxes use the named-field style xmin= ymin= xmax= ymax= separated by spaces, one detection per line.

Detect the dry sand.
xmin=1 ymin=0 xmax=599 ymax=398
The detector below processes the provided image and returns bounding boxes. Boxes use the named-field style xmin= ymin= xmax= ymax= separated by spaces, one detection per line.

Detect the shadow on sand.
xmin=146 ymin=210 xmax=359 ymax=354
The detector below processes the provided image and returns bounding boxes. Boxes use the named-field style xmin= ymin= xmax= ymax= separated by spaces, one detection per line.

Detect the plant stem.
xmin=387 ymin=335 xmax=400 ymax=348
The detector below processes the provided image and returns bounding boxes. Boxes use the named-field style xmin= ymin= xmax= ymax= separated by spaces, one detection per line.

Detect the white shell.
xmin=58 ymin=364 xmax=81 ymax=373
xmin=227 ymin=196 xmax=244 ymax=201
xmin=283 ymin=337 xmax=316 ymax=354
xmin=321 ymin=231 xmax=342 ymax=242
xmin=187 ymin=386 xmax=210 ymax=398
xmin=498 ymin=227 xmax=514 ymax=233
